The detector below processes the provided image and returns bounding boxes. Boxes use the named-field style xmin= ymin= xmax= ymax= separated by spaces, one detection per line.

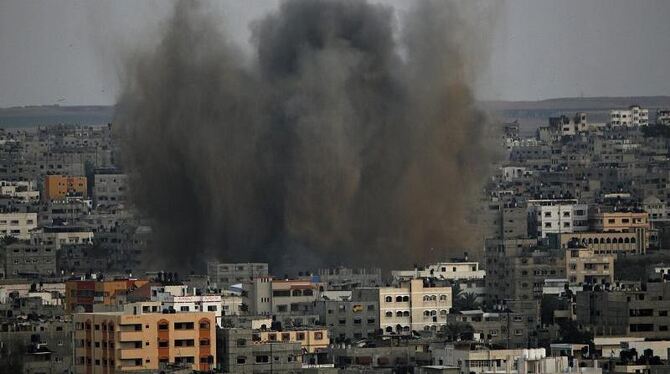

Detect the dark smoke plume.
xmin=115 ymin=0 xmax=499 ymax=272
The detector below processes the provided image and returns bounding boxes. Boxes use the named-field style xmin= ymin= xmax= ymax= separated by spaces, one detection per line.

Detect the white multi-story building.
xmin=154 ymin=290 xmax=223 ymax=327
xmin=392 ymin=262 xmax=485 ymax=281
xmin=610 ymin=105 xmax=649 ymax=126
xmin=527 ymin=199 xmax=588 ymax=238
xmin=392 ymin=261 xmax=486 ymax=302
xmin=378 ymin=279 xmax=452 ymax=334
xmin=0 ymin=212 xmax=37 ymax=239
xmin=0 ymin=180 xmax=39 ymax=201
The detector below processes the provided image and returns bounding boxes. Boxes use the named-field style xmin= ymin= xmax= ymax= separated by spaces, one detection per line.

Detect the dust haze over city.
xmin=3 ymin=1 xmax=670 ymax=372
xmin=114 ymin=0 xmax=499 ymax=272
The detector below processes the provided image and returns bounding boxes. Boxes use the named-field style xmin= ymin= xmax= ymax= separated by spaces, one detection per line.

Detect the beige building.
xmin=0 ymin=212 xmax=37 ymax=239
xmin=73 ymin=305 xmax=216 ymax=373
xmin=566 ymin=246 xmax=614 ymax=285
xmin=254 ymin=327 xmax=329 ymax=353
xmin=379 ymin=279 xmax=452 ymax=334
xmin=548 ymin=231 xmax=645 ymax=255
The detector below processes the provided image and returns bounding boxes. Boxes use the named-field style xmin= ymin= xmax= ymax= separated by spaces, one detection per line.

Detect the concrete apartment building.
xmin=0 ymin=180 xmax=39 ymax=200
xmin=0 ymin=211 xmax=37 ymax=239
xmin=318 ymin=266 xmax=382 ymax=290
xmin=576 ymin=281 xmax=670 ymax=339
xmin=219 ymin=328 xmax=303 ymax=373
xmin=254 ymin=327 xmax=329 ymax=353
xmin=392 ymin=260 xmax=486 ymax=302
xmin=154 ymin=290 xmax=223 ymax=327
xmin=610 ymin=105 xmax=649 ymax=127
xmin=73 ymin=307 xmax=216 ymax=373
xmin=448 ymin=310 xmax=529 ymax=348
xmin=392 ymin=261 xmax=486 ymax=282
xmin=271 ymin=279 xmax=322 ymax=315
xmin=93 ymin=171 xmax=128 ymax=207
xmin=316 ymin=288 xmax=380 ymax=342
xmin=527 ymin=199 xmax=589 ymax=238
xmin=43 ymin=175 xmax=87 ymax=200
xmin=32 ymin=225 xmax=94 ymax=250
xmin=3 ymin=243 xmax=56 ymax=278
xmin=378 ymin=279 xmax=452 ymax=334
xmin=548 ymin=231 xmax=646 ymax=256
xmin=66 ymin=278 xmax=151 ymax=313
xmin=207 ymin=262 xmax=269 ymax=288
xmin=243 ymin=277 xmax=273 ymax=315
xmin=565 ymin=245 xmax=614 ymax=285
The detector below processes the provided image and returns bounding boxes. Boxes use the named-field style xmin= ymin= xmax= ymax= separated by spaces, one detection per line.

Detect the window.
xmin=235 ymin=338 xmax=245 ymax=346
xmin=256 ymin=355 xmax=269 ymax=363
xmin=180 ymin=306 xmax=189 ymax=312
xmin=158 ymin=340 xmax=169 ymax=348
xmin=175 ymin=339 xmax=195 ymax=347
xmin=314 ymin=332 xmax=323 ymax=339
xmin=207 ymin=305 xmax=217 ymax=312
xmin=174 ymin=322 xmax=194 ymax=330
xmin=296 ymin=333 xmax=305 ymax=341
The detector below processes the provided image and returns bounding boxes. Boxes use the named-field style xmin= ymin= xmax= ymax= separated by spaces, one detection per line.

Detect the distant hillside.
xmin=0 ymin=105 xmax=114 ymax=128
xmin=1 ymin=97 xmax=669 ymax=129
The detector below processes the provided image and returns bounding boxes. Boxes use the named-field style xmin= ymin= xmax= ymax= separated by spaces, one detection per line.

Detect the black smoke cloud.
xmin=114 ymin=0 xmax=498 ymax=272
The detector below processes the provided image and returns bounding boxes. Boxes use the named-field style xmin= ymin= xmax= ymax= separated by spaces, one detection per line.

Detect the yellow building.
xmin=44 ymin=174 xmax=87 ymax=200
xmin=254 ymin=328 xmax=329 ymax=353
xmin=590 ymin=210 xmax=649 ymax=232
xmin=74 ymin=307 xmax=216 ymax=373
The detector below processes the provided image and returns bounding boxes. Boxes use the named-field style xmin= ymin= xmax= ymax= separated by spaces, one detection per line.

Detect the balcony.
xmin=119 ymin=348 xmax=145 ymax=360
xmin=118 ymin=331 xmax=144 ymax=342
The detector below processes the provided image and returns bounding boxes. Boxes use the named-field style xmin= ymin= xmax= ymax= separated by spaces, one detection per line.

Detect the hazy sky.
xmin=1 ymin=0 xmax=669 ymax=107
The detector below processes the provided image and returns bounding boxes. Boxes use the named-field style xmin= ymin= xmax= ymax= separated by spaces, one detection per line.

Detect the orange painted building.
xmin=66 ymin=279 xmax=150 ymax=313
xmin=44 ymin=175 xmax=88 ymax=200
xmin=74 ymin=307 xmax=216 ymax=373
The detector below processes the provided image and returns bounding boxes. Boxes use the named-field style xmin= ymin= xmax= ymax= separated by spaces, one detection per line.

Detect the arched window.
xmin=439 ymin=295 xmax=448 ymax=301
xmin=423 ymin=295 xmax=430 ymax=302
xmin=431 ymin=295 xmax=437 ymax=301
xmin=199 ymin=319 xmax=211 ymax=330
xmin=386 ymin=326 xmax=393 ymax=332
xmin=385 ymin=312 xmax=393 ymax=318
xmin=624 ymin=238 xmax=630 ymax=243
xmin=403 ymin=326 xmax=410 ymax=332
xmin=440 ymin=309 xmax=448 ymax=316
xmin=600 ymin=238 xmax=605 ymax=244
xmin=631 ymin=237 xmax=636 ymax=243
xmin=395 ymin=296 xmax=403 ymax=302
xmin=402 ymin=296 xmax=409 ymax=302
xmin=606 ymin=238 xmax=611 ymax=244
xmin=588 ymin=238 xmax=593 ymax=244
xmin=423 ymin=310 xmax=430 ymax=317
xmin=618 ymin=238 xmax=624 ymax=244
xmin=403 ymin=311 xmax=410 ymax=317
xmin=396 ymin=311 xmax=403 ymax=317
xmin=385 ymin=296 xmax=392 ymax=303
xmin=430 ymin=310 xmax=437 ymax=316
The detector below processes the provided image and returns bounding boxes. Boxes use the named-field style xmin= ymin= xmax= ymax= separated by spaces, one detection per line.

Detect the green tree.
xmin=452 ymin=283 xmax=481 ymax=312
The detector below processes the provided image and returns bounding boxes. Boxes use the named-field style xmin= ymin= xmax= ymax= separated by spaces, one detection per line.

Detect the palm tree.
xmin=452 ymin=283 xmax=481 ymax=312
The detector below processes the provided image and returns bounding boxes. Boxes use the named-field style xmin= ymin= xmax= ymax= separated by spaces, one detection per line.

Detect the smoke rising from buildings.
xmin=114 ymin=0 xmax=499 ymax=272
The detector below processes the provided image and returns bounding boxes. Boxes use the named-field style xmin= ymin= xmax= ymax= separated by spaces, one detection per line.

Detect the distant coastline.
xmin=1 ymin=96 xmax=669 ymax=129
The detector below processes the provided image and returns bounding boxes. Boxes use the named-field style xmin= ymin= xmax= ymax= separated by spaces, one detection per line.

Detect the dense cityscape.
xmin=1 ymin=105 xmax=670 ymax=373
xmin=2 ymin=1 xmax=670 ymax=374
